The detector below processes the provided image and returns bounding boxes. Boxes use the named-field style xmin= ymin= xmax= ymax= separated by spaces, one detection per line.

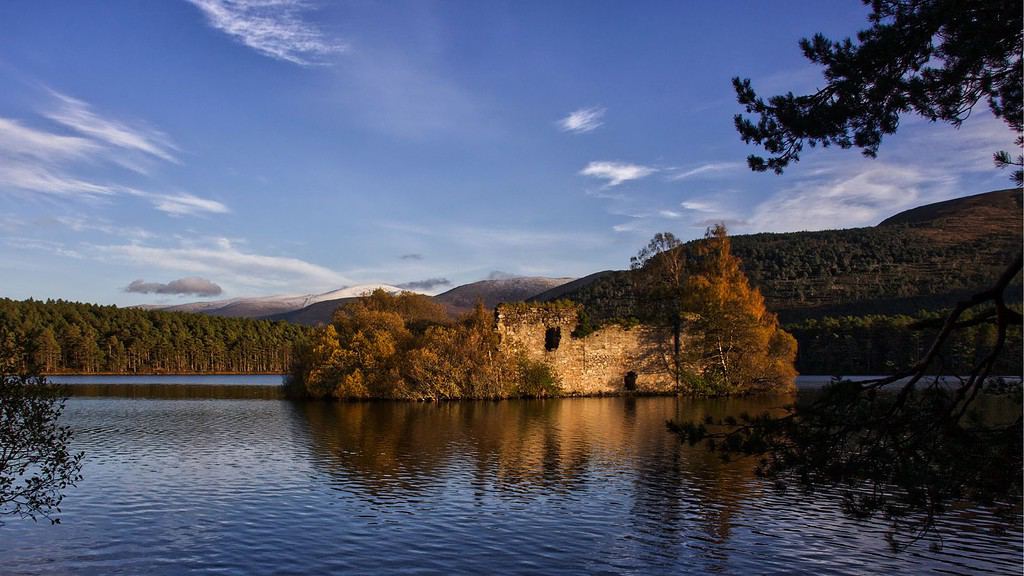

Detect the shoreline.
xmin=45 ymin=371 xmax=286 ymax=377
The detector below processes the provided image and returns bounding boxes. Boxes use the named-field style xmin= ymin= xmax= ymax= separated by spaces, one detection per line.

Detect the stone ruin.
xmin=495 ymin=302 xmax=678 ymax=395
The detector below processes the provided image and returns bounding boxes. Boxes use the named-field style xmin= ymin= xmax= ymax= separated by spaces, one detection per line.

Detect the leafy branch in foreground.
xmin=669 ymin=255 xmax=1023 ymax=548
xmin=0 ymin=335 xmax=84 ymax=524
xmin=734 ymin=0 xmax=1022 ymax=179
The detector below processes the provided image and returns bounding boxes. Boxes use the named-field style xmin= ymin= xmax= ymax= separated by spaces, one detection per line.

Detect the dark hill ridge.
xmin=433 ymin=277 xmax=574 ymax=316
xmin=878 ymin=188 xmax=1021 ymax=228
xmin=536 ymin=189 xmax=1023 ymax=323
xmin=271 ymin=276 xmax=575 ymax=326
xmin=265 ymin=297 xmax=361 ymax=325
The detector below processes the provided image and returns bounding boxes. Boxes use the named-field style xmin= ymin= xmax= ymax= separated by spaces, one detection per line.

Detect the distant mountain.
xmin=269 ymin=276 xmax=576 ymax=326
xmin=149 ymin=284 xmax=412 ymax=320
xmin=529 ymin=271 xmax=616 ymax=303
xmin=434 ymin=277 xmax=575 ymax=316
xmin=264 ymin=297 xmax=362 ymax=325
xmin=540 ymin=189 xmax=1023 ymax=323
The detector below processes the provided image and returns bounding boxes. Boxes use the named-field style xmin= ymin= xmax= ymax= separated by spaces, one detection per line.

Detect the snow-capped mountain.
xmin=150 ymin=284 xmax=414 ymax=319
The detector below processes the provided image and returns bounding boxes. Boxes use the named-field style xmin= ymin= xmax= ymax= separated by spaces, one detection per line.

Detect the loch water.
xmin=1 ymin=377 xmax=1020 ymax=575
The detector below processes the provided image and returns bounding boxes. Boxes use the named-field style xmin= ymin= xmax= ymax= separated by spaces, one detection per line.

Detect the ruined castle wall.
xmin=496 ymin=304 xmax=677 ymax=395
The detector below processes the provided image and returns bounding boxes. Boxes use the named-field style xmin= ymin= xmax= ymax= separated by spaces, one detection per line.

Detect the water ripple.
xmin=0 ymin=396 xmax=1019 ymax=575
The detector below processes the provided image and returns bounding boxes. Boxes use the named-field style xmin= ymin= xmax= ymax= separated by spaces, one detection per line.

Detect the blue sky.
xmin=0 ymin=0 xmax=1016 ymax=305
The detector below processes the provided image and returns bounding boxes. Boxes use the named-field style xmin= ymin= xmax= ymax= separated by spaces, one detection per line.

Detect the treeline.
xmin=287 ymin=290 xmax=560 ymax=400
xmin=786 ymin=308 xmax=1023 ymax=376
xmin=0 ymin=298 xmax=307 ymax=374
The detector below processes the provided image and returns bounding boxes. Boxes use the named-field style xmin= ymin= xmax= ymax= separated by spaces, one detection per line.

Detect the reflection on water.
xmin=1 ymin=395 xmax=1020 ymax=575
xmin=50 ymin=374 xmax=285 ymax=386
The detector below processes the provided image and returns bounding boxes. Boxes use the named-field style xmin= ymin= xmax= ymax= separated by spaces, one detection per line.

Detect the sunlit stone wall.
xmin=495 ymin=303 xmax=678 ymax=395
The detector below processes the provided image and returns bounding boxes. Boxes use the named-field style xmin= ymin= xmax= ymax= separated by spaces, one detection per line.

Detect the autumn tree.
xmin=672 ymin=0 xmax=1023 ymax=546
xmin=287 ymin=292 xmax=561 ymax=400
xmin=683 ymin=225 xmax=798 ymax=395
xmin=632 ymin=227 xmax=797 ymax=395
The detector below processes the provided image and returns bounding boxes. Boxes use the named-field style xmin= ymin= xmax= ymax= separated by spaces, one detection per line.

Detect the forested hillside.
xmin=786 ymin=309 xmax=1022 ymax=376
xmin=0 ymin=298 xmax=307 ymax=374
xmin=539 ymin=189 xmax=1022 ymax=323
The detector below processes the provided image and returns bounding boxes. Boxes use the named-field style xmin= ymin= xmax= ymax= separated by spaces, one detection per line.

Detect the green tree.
xmin=30 ymin=328 xmax=61 ymax=373
xmin=631 ymin=232 xmax=686 ymax=390
xmin=0 ymin=332 xmax=83 ymax=524
xmin=674 ymin=0 xmax=1023 ymax=546
xmin=733 ymin=0 xmax=1022 ymax=182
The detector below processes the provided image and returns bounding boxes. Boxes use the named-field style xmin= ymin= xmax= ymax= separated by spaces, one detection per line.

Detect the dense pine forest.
xmin=0 ymin=298 xmax=307 ymax=374
xmin=786 ymin=309 xmax=1023 ymax=376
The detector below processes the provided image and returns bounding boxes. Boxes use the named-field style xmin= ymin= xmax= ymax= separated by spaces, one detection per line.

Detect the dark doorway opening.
xmin=624 ymin=371 xmax=638 ymax=391
xmin=544 ymin=327 xmax=561 ymax=351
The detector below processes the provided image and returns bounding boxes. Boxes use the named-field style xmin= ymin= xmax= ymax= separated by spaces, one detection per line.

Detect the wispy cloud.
xmin=2 ymin=237 xmax=84 ymax=259
xmin=748 ymin=162 xmax=954 ymax=232
xmin=680 ymin=200 xmax=718 ymax=213
xmin=187 ymin=0 xmax=347 ymax=65
xmin=0 ymin=117 xmax=99 ymax=161
xmin=0 ymin=90 xmax=227 ymax=216
xmin=127 ymin=190 xmax=231 ymax=216
xmin=580 ymin=161 xmax=657 ymax=187
xmin=45 ymin=92 xmax=178 ymax=163
xmin=558 ymin=107 xmax=605 ymax=133
xmin=125 ymin=277 xmax=223 ymax=296
xmin=611 ymin=222 xmax=641 ymax=233
xmin=0 ymin=161 xmax=118 ymax=198
xmin=668 ymin=161 xmax=742 ymax=181
xmin=94 ymin=237 xmax=349 ymax=290
xmin=382 ymin=221 xmax=607 ymax=251
xmin=52 ymin=216 xmax=153 ymax=240
xmin=399 ymin=253 xmax=423 ymax=261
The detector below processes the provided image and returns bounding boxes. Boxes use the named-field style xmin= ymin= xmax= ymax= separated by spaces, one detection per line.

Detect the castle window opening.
xmin=624 ymin=371 xmax=638 ymax=391
xmin=544 ymin=327 xmax=561 ymax=351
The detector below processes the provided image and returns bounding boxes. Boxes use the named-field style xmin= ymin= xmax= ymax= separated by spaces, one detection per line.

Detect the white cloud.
xmin=187 ymin=0 xmax=347 ymax=65
xmin=748 ymin=162 xmax=955 ymax=233
xmin=580 ymin=161 xmax=657 ymax=187
xmin=0 ymin=91 xmax=227 ymax=217
xmin=0 ymin=161 xmax=117 ymax=198
xmin=558 ymin=107 xmax=605 ymax=133
xmin=52 ymin=216 xmax=153 ymax=240
xmin=658 ymin=209 xmax=682 ymax=219
xmin=2 ymin=237 xmax=83 ymax=259
xmin=668 ymin=161 xmax=742 ymax=181
xmin=93 ymin=237 xmax=350 ymax=290
xmin=45 ymin=92 xmax=178 ymax=163
xmin=127 ymin=190 xmax=230 ymax=216
xmin=680 ymin=200 xmax=718 ymax=213
xmin=0 ymin=117 xmax=100 ymax=161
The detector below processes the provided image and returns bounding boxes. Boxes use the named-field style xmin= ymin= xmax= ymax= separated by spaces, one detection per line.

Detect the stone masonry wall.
xmin=495 ymin=303 xmax=677 ymax=395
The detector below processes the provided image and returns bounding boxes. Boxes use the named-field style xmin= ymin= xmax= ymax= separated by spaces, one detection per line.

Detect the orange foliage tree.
xmin=287 ymin=291 xmax=560 ymax=400
xmin=633 ymin=225 xmax=796 ymax=395
xmin=683 ymin=225 xmax=797 ymax=394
